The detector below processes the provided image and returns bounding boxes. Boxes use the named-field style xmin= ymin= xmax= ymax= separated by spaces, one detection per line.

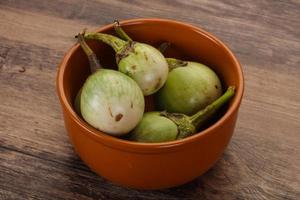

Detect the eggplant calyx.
xmin=166 ymin=58 xmax=188 ymax=71
xmin=160 ymin=111 xmax=196 ymax=139
xmin=159 ymin=86 xmax=236 ymax=140
xmin=116 ymin=41 xmax=136 ymax=63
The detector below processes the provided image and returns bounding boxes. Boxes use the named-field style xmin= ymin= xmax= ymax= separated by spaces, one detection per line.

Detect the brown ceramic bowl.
xmin=56 ymin=18 xmax=244 ymax=190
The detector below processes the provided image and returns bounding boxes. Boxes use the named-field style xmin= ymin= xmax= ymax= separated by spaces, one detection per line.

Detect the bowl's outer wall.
xmin=63 ymin=107 xmax=238 ymax=189
xmin=57 ymin=19 xmax=243 ymax=189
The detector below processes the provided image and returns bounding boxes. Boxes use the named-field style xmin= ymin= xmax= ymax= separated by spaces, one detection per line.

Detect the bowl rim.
xmin=56 ymin=18 xmax=244 ymax=153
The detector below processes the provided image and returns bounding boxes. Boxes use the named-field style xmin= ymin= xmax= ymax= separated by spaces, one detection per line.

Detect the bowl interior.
xmin=61 ymin=19 xmax=242 ymax=142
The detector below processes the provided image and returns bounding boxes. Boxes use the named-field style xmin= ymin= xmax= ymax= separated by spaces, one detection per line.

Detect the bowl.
xmin=56 ymin=18 xmax=244 ymax=190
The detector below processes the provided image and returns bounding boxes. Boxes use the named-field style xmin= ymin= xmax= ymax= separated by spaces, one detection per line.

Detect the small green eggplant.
xmin=156 ymin=58 xmax=222 ymax=115
xmin=130 ymin=86 xmax=235 ymax=143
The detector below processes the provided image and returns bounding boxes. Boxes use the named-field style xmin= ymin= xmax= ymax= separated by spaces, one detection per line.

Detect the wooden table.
xmin=1 ymin=0 xmax=299 ymax=199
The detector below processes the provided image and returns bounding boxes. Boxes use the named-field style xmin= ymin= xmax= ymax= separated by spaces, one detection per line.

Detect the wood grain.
xmin=0 ymin=0 xmax=299 ymax=199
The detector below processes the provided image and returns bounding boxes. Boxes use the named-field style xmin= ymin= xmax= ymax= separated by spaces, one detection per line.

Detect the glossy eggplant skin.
xmin=156 ymin=61 xmax=222 ymax=115
xmin=118 ymin=42 xmax=169 ymax=96
xmin=80 ymin=69 xmax=145 ymax=136
xmin=130 ymin=112 xmax=178 ymax=143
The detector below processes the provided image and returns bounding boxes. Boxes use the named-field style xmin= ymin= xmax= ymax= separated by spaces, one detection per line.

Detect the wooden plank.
xmin=0 ymin=38 xmax=77 ymax=167
xmin=0 ymin=6 xmax=96 ymax=51
xmin=0 ymin=1 xmax=300 ymax=73
xmin=0 ymin=2 xmax=299 ymax=72
xmin=1 ymin=0 xmax=299 ymax=40
xmin=0 ymin=147 xmax=114 ymax=200
xmin=1 ymin=142 xmax=299 ymax=200
xmin=0 ymin=3 xmax=298 ymax=77
xmin=0 ymin=147 xmax=204 ymax=200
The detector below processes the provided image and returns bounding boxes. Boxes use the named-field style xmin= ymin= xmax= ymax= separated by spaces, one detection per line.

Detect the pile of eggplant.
xmin=74 ymin=21 xmax=235 ymax=143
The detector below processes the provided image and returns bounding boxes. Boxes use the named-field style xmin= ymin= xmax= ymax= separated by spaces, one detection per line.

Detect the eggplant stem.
xmin=166 ymin=58 xmax=188 ymax=71
xmin=83 ymin=32 xmax=127 ymax=53
xmin=76 ymin=31 xmax=102 ymax=73
xmin=190 ymin=86 xmax=236 ymax=129
xmin=113 ymin=22 xmax=172 ymax=56
xmin=113 ymin=20 xmax=133 ymax=42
